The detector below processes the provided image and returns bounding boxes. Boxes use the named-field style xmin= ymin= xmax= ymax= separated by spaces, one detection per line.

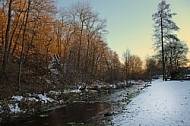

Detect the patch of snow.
xmin=12 ymin=96 xmax=23 ymax=101
xmin=70 ymin=89 xmax=81 ymax=93
xmin=38 ymin=93 xmax=55 ymax=104
xmin=0 ymin=105 xmax=3 ymax=114
xmin=28 ymin=97 xmax=39 ymax=102
xmin=78 ymin=85 xmax=83 ymax=90
xmin=97 ymin=84 xmax=102 ymax=89
xmin=59 ymin=100 xmax=65 ymax=104
xmin=109 ymin=84 xmax=117 ymax=89
xmin=50 ymin=69 xmax=60 ymax=75
xmin=113 ymin=79 xmax=190 ymax=125
xmin=63 ymin=90 xmax=70 ymax=94
xmin=8 ymin=103 xmax=21 ymax=113
xmin=127 ymin=80 xmax=136 ymax=84
xmin=62 ymin=89 xmax=81 ymax=94
xmin=49 ymin=91 xmax=62 ymax=95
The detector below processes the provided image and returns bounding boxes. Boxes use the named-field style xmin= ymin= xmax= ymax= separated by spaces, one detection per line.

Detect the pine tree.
xmin=152 ymin=0 xmax=179 ymax=80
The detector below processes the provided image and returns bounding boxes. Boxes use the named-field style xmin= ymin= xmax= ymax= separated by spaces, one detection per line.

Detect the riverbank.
xmin=0 ymin=80 xmax=146 ymax=124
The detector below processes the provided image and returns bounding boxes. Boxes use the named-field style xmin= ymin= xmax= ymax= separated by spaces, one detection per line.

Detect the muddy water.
xmin=2 ymin=102 xmax=112 ymax=126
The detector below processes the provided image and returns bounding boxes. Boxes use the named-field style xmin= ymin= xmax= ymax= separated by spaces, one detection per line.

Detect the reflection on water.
xmin=2 ymin=102 xmax=111 ymax=126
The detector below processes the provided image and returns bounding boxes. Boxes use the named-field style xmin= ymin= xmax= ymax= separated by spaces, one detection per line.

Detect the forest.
xmin=0 ymin=0 xmax=189 ymax=100
xmin=0 ymin=0 xmax=156 ymax=98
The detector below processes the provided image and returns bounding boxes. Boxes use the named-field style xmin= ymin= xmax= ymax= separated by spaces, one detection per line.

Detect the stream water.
xmin=2 ymin=102 xmax=111 ymax=126
xmin=1 ymin=84 xmax=144 ymax=126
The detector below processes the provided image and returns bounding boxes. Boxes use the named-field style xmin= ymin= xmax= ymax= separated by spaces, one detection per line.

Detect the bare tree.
xmin=128 ymin=55 xmax=143 ymax=80
xmin=145 ymin=57 xmax=161 ymax=82
xmin=123 ymin=49 xmax=131 ymax=83
xmin=18 ymin=0 xmax=31 ymax=91
xmin=55 ymin=2 xmax=108 ymax=85
xmin=164 ymin=38 xmax=188 ymax=78
xmin=124 ymin=50 xmax=143 ymax=81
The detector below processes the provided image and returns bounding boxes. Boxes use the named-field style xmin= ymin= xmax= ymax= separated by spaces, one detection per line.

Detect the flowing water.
xmin=2 ymin=102 xmax=112 ymax=126
xmin=1 ymin=84 xmax=144 ymax=126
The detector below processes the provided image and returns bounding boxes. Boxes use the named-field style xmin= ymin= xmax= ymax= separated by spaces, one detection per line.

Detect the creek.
xmin=1 ymin=84 xmax=145 ymax=126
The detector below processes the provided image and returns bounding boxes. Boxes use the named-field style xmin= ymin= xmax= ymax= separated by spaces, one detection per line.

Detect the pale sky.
xmin=56 ymin=0 xmax=190 ymax=62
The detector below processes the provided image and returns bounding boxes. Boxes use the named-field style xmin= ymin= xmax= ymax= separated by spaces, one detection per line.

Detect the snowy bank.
xmin=0 ymin=80 xmax=147 ymax=123
xmin=113 ymin=79 xmax=190 ymax=126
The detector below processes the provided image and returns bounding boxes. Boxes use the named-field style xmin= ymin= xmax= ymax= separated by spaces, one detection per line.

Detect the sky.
xmin=56 ymin=0 xmax=190 ymax=62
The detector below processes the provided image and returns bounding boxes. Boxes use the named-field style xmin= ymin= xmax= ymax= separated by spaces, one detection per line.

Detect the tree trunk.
xmin=0 ymin=0 xmax=13 ymax=78
xmin=18 ymin=0 xmax=31 ymax=91
xmin=161 ymin=14 xmax=165 ymax=81
xmin=8 ymin=1 xmax=27 ymax=60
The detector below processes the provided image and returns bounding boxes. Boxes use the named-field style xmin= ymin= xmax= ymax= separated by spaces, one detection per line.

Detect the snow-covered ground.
xmin=113 ymin=79 xmax=190 ymax=126
xmin=0 ymin=93 xmax=55 ymax=115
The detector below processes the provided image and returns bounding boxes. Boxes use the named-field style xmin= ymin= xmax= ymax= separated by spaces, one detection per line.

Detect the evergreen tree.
xmin=152 ymin=0 xmax=179 ymax=80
